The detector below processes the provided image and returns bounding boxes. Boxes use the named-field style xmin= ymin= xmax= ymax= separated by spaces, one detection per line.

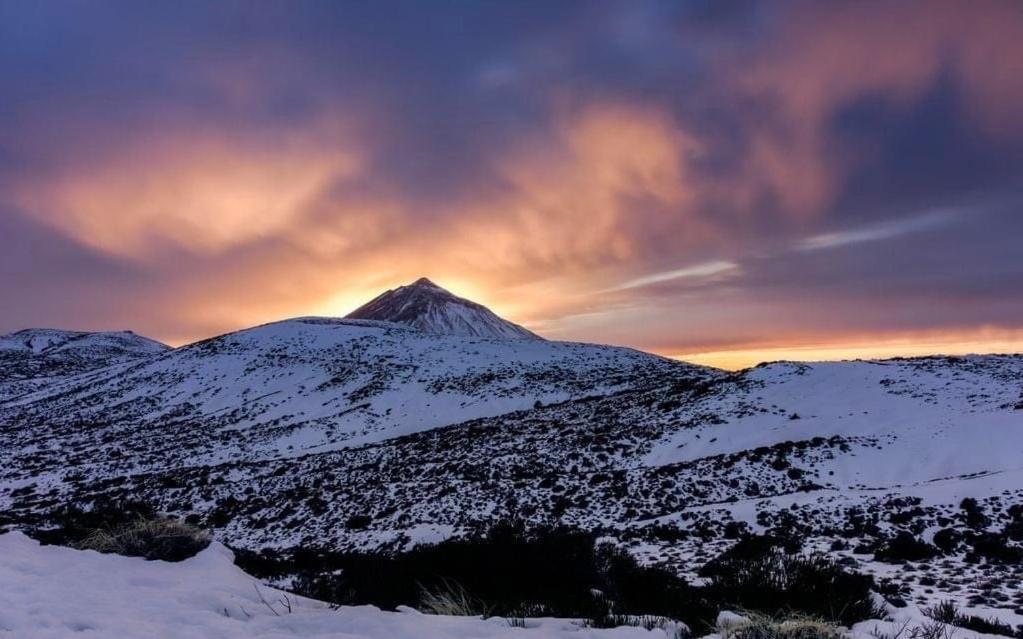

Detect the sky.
xmin=2 ymin=0 xmax=1023 ymax=369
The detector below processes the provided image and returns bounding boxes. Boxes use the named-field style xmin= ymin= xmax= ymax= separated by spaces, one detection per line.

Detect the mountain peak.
xmin=346 ymin=279 xmax=541 ymax=340
xmin=409 ymin=277 xmax=441 ymax=288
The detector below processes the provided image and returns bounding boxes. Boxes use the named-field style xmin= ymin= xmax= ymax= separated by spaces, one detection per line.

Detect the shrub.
xmin=345 ymin=514 xmax=372 ymax=530
xmin=924 ymin=601 xmax=959 ymax=625
xmin=235 ymin=527 xmax=878 ymax=630
xmin=593 ymin=542 xmax=714 ymax=629
xmin=30 ymin=498 xmax=159 ymax=547
xmin=873 ymin=532 xmax=939 ymax=563
xmin=925 ymin=600 xmax=1023 ymax=638
xmin=931 ymin=529 xmax=961 ymax=554
xmin=27 ymin=497 xmax=210 ymax=562
xmin=1005 ymin=518 xmax=1023 ymax=542
xmin=874 ymin=579 xmax=908 ymax=608
xmin=235 ymin=522 xmax=713 ymax=629
xmin=700 ymin=536 xmax=878 ymax=627
xmin=960 ymin=498 xmax=989 ymax=529
xmin=964 ymin=532 xmax=1023 ymax=564
xmin=699 ymin=534 xmax=802 ymax=565
xmin=870 ymin=620 xmax=956 ymax=639
xmin=77 ymin=516 xmax=211 ymax=562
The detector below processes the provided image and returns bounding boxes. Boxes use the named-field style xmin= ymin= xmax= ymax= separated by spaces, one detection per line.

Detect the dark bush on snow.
xmin=30 ymin=498 xmax=158 ymax=546
xmin=964 ymin=532 xmax=1023 ymax=564
xmin=873 ymin=531 xmax=940 ymax=563
xmin=237 ymin=522 xmax=714 ymax=628
xmin=926 ymin=600 xmax=1023 ymax=639
xmin=29 ymin=497 xmax=210 ymax=562
xmin=345 ymin=514 xmax=372 ymax=530
xmin=700 ymin=535 xmax=879 ymax=627
xmin=720 ymin=612 xmax=847 ymax=639
xmin=960 ymin=498 xmax=989 ymax=529
xmin=699 ymin=534 xmax=803 ymax=565
xmin=1005 ymin=518 xmax=1023 ymax=542
xmin=931 ymin=528 xmax=962 ymax=554
xmin=236 ymin=527 xmax=880 ymax=630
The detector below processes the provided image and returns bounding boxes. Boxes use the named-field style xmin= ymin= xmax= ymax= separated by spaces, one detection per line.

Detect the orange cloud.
xmin=439 ymin=103 xmax=712 ymax=279
xmin=14 ymin=122 xmax=363 ymax=258
xmin=11 ymin=100 xmax=713 ymax=339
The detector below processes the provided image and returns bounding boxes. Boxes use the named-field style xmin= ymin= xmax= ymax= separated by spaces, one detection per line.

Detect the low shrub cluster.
xmin=963 ymin=532 xmax=1023 ymax=564
xmin=700 ymin=536 xmax=880 ymax=627
xmin=237 ymin=522 xmax=714 ymax=628
xmin=235 ymin=526 xmax=881 ymax=631
xmin=873 ymin=532 xmax=939 ymax=563
xmin=870 ymin=620 xmax=956 ymax=639
xmin=925 ymin=601 xmax=1023 ymax=639
xmin=29 ymin=498 xmax=158 ymax=546
xmin=29 ymin=498 xmax=210 ymax=562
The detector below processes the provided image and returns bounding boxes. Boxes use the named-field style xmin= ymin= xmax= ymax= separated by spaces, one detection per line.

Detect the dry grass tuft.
xmin=719 ymin=611 xmax=848 ymax=639
xmin=77 ymin=516 xmax=211 ymax=562
xmin=418 ymin=579 xmax=491 ymax=617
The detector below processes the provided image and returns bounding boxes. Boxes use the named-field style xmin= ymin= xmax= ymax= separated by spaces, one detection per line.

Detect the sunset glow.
xmin=2 ymin=1 xmax=1022 ymax=366
xmin=675 ymin=329 xmax=1023 ymax=371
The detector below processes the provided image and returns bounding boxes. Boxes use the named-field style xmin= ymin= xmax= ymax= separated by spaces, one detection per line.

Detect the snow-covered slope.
xmin=0 ymin=328 xmax=169 ymax=401
xmin=346 ymin=278 xmax=541 ymax=339
xmin=0 ymin=531 xmax=662 ymax=639
xmin=7 ymin=354 xmax=1020 ymax=613
xmin=0 ymin=327 xmax=167 ymax=359
xmin=641 ymin=358 xmax=1023 ymax=488
xmin=0 ymin=316 xmax=704 ymax=481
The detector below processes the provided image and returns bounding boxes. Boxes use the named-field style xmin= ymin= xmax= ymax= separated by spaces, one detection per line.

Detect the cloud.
xmin=11 ymin=122 xmax=364 ymax=258
xmin=796 ymin=208 xmax=959 ymax=252
xmin=725 ymin=0 xmax=1023 ymax=217
xmin=443 ymin=102 xmax=705 ymax=276
xmin=612 ymin=260 xmax=739 ymax=291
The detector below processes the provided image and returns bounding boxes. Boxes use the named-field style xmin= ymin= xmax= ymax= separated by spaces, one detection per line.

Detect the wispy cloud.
xmin=612 ymin=260 xmax=739 ymax=291
xmin=796 ymin=209 xmax=960 ymax=252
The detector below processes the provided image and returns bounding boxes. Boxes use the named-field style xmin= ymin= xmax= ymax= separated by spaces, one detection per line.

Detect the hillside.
xmin=0 ymin=315 xmax=704 ymax=488
xmin=0 ymin=328 xmax=169 ymax=401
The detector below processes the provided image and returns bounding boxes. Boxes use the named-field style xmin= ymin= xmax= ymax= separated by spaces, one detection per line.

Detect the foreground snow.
xmin=0 ymin=532 xmax=657 ymax=639
xmin=2 ymin=532 xmax=1015 ymax=639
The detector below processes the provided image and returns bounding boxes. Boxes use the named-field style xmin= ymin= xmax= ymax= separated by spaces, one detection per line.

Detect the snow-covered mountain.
xmin=0 ymin=327 xmax=167 ymax=368
xmin=0 ymin=328 xmax=169 ymax=401
xmin=0 ymin=315 xmax=705 ymax=489
xmin=346 ymin=277 xmax=541 ymax=340
xmin=1 ymin=282 xmax=1022 ymax=616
